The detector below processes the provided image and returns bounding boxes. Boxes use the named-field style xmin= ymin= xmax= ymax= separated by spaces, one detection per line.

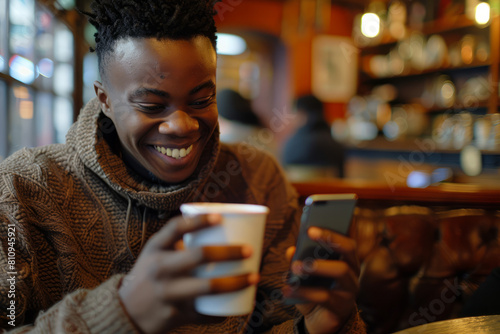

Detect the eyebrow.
xmin=128 ymin=87 xmax=169 ymax=100
xmin=128 ymin=80 xmax=216 ymax=101
xmin=189 ymin=80 xmax=216 ymax=95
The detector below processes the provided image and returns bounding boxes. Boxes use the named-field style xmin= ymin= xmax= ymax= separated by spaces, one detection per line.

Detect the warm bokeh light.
xmin=19 ymin=100 xmax=34 ymax=120
xmin=441 ymin=81 xmax=455 ymax=101
xmin=475 ymin=2 xmax=490 ymax=25
xmin=361 ymin=13 xmax=380 ymax=38
xmin=461 ymin=36 xmax=475 ymax=64
xmin=13 ymin=86 xmax=29 ymax=99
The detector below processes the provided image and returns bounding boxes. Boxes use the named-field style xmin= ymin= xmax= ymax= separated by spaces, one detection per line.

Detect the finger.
xmin=159 ymin=277 xmax=211 ymax=301
xmin=153 ymin=249 xmax=205 ymax=277
xmin=286 ymin=246 xmax=296 ymax=263
xmin=284 ymin=285 xmax=354 ymax=306
xmin=174 ymin=239 xmax=184 ymax=251
xmin=147 ymin=214 xmax=222 ymax=251
xmin=308 ymin=227 xmax=360 ymax=276
xmin=155 ymin=246 xmax=254 ymax=278
xmin=210 ymin=273 xmax=260 ymax=293
xmin=202 ymin=245 xmax=253 ymax=262
xmin=292 ymin=260 xmax=359 ymax=294
xmin=160 ymin=274 xmax=259 ymax=302
xmin=283 ymin=285 xmax=330 ymax=304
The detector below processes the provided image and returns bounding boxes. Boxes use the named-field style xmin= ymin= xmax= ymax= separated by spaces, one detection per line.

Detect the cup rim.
xmin=180 ymin=202 xmax=270 ymax=215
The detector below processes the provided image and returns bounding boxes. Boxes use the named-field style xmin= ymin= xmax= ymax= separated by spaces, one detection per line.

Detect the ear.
xmin=93 ymin=80 xmax=112 ymax=117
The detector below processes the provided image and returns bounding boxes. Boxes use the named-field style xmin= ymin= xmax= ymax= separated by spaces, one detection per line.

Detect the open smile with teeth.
xmin=154 ymin=145 xmax=193 ymax=159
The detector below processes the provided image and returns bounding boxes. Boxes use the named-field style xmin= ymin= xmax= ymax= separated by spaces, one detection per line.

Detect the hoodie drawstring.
xmin=125 ymin=196 xmax=134 ymax=258
xmin=124 ymin=196 xmax=149 ymax=259
xmin=140 ymin=207 xmax=148 ymax=252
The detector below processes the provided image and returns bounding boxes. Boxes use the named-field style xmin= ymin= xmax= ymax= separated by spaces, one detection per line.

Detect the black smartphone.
xmin=287 ymin=193 xmax=358 ymax=290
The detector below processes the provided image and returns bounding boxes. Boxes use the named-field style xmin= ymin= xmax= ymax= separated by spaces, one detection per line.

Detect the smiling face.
xmin=94 ymin=36 xmax=218 ymax=184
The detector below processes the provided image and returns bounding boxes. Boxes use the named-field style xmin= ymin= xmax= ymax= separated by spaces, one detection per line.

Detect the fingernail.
xmin=207 ymin=213 xmax=221 ymax=225
xmin=308 ymin=227 xmax=322 ymax=240
xmin=248 ymin=273 xmax=260 ymax=285
xmin=241 ymin=245 xmax=253 ymax=258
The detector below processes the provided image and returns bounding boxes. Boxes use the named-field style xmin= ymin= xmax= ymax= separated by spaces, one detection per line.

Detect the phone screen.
xmin=287 ymin=194 xmax=357 ymax=290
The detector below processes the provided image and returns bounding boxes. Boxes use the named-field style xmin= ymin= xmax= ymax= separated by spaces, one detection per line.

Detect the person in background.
xmin=217 ymin=88 xmax=261 ymax=142
xmin=282 ymin=94 xmax=346 ymax=180
xmin=0 ymin=1 xmax=364 ymax=333
xmin=217 ymin=88 xmax=278 ymax=155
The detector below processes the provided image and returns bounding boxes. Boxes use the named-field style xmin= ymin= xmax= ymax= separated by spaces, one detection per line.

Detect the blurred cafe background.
xmin=2 ymin=0 xmax=500 ymax=333
xmin=2 ymin=0 xmax=500 ymax=186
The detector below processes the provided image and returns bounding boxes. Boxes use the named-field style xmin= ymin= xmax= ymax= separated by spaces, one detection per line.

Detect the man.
xmin=0 ymin=0 xmax=365 ymax=333
xmin=282 ymin=94 xmax=345 ymax=180
xmin=216 ymin=88 xmax=278 ymax=157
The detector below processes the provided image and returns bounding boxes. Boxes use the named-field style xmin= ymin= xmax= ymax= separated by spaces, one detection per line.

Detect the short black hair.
xmin=82 ymin=0 xmax=218 ymax=79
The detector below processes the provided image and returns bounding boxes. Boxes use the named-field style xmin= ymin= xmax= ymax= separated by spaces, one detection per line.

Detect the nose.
xmin=158 ymin=109 xmax=199 ymax=135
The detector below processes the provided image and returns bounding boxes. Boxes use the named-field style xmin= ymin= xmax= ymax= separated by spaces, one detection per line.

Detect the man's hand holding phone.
xmin=284 ymin=194 xmax=361 ymax=334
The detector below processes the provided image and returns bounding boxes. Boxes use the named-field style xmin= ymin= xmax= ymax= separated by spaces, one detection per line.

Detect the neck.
xmin=120 ymin=149 xmax=164 ymax=184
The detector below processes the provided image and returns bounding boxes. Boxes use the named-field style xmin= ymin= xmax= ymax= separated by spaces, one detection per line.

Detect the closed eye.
xmin=137 ymin=104 xmax=166 ymax=113
xmin=190 ymin=94 xmax=216 ymax=109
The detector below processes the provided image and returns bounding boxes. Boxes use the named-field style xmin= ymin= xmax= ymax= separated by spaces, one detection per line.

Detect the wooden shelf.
xmin=360 ymin=62 xmax=490 ymax=81
xmin=353 ymin=8 xmax=500 ymax=174
xmin=424 ymin=100 xmax=489 ymax=113
xmin=421 ymin=15 xmax=483 ymax=35
xmin=345 ymin=137 xmax=500 ymax=155
xmin=360 ymin=15 xmax=486 ymax=53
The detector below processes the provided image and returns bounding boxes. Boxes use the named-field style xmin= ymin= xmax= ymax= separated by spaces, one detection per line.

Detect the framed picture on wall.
xmin=311 ymin=35 xmax=358 ymax=102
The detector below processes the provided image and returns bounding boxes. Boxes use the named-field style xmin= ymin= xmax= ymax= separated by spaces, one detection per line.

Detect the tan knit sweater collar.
xmin=66 ymin=98 xmax=220 ymax=211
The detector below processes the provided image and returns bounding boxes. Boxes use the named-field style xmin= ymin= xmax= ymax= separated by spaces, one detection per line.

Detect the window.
xmin=0 ymin=80 xmax=6 ymax=162
xmin=55 ymin=0 xmax=74 ymax=11
xmin=0 ymin=0 xmax=75 ymax=160
xmin=35 ymin=92 xmax=54 ymax=146
xmin=83 ymin=23 xmax=99 ymax=105
xmin=83 ymin=52 xmax=99 ymax=104
xmin=0 ymin=0 xmax=7 ymax=73
xmin=9 ymin=85 xmax=35 ymax=154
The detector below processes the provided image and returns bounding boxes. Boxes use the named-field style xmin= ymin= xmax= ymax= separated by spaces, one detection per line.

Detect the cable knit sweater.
xmin=0 ymin=98 xmax=366 ymax=333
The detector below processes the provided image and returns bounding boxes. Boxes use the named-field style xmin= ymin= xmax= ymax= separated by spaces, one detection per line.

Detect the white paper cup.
xmin=180 ymin=202 xmax=269 ymax=316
